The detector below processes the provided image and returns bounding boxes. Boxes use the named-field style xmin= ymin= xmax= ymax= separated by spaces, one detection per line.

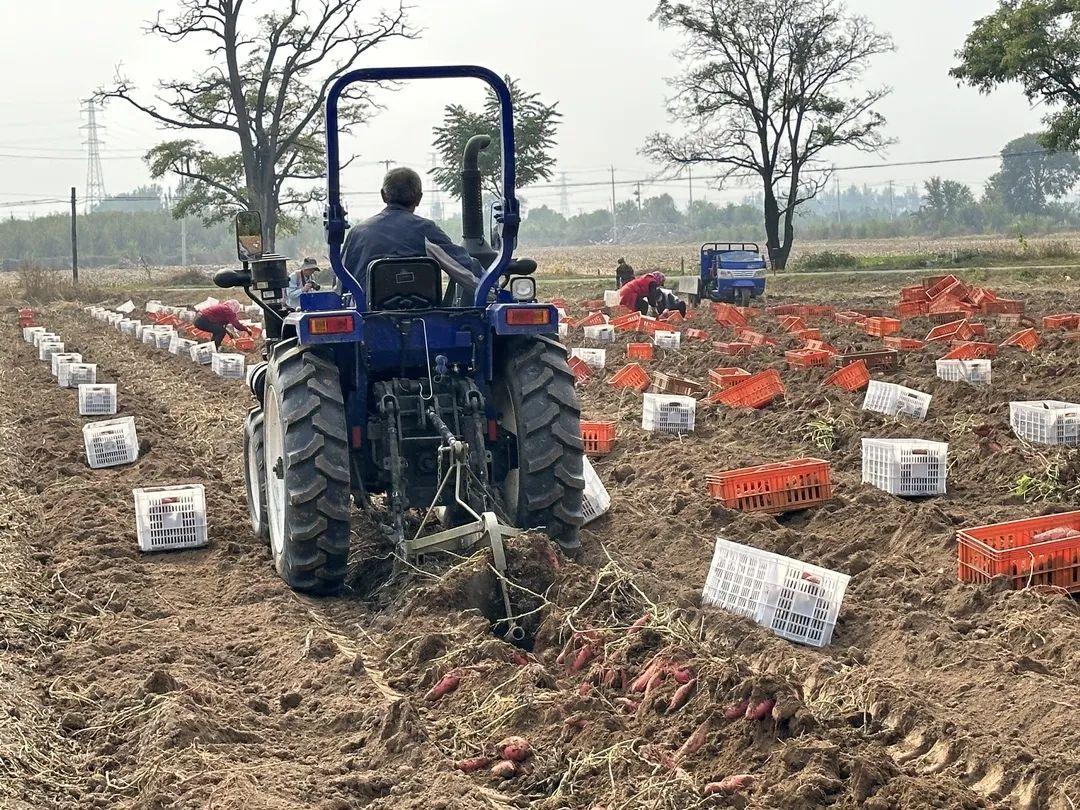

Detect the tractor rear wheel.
xmin=262 ymin=339 xmax=351 ymax=593
xmin=495 ymin=338 xmax=586 ymax=550
xmin=243 ymin=407 xmax=269 ymax=542
xmin=738 ymin=287 xmax=751 ymax=308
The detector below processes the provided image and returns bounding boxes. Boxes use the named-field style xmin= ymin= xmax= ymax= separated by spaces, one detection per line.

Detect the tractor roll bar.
xmin=325 ymin=65 xmax=519 ymax=310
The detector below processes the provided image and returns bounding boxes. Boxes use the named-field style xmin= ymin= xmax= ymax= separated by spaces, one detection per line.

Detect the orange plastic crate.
xmin=627 ymin=342 xmax=653 ymax=360
xmin=863 ymin=317 xmax=902 ymax=337
xmin=982 ymin=299 xmax=1024 ymax=315
xmin=791 ymin=328 xmax=822 ymax=341
xmin=925 ymin=319 xmax=972 ymax=343
xmin=1043 ymin=313 xmax=1080 ymax=331
xmin=684 ymin=327 xmax=709 ymax=341
xmin=822 ymin=360 xmax=869 ymax=391
xmin=639 ymin=317 xmax=666 ymax=336
xmin=900 ymin=285 xmax=929 ymax=303
xmin=708 ymin=366 xmax=750 ymax=388
xmin=659 ymin=310 xmax=684 ymax=324
xmin=803 ymin=339 xmax=837 ymax=355
xmin=785 ymin=349 xmax=832 ymax=368
xmin=232 ymin=336 xmax=256 ymax=352
xmin=567 ymin=356 xmax=591 ymax=382
xmin=1000 ymin=327 xmax=1039 ymax=352
xmin=736 ymin=329 xmax=777 ymax=347
xmin=957 ymin=511 xmax=1080 ymax=592
xmin=652 ymin=371 xmax=704 ymax=398
xmin=707 ymin=458 xmax=833 ymax=514
xmin=713 ymin=303 xmax=748 ymax=328
xmin=833 ymin=311 xmax=866 ymax=325
xmin=579 ymin=298 xmax=605 ymax=310
xmin=970 ymin=287 xmax=999 ymax=306
xmin=715 ymin=369 xmax=785 ymax=409
xmin=577 ymin=312 xmax=607 ymax=328
xmin=713 ymin=341 xmax=752 ymax=357
xmin=580 ymin=420 xmax=616 ymax=455
xmin=778 ymin=315 xmax=806 ymax=332
xmin=925 ymin=274 xmax=962 ymax=298
xmin=941 ymin=341 xmax=996 ymax=360
xmin=611 ymin=312 xmax=644 ymax=332
xmin=883 ymin=336 xmax=925 ymax=351
xmin=608 ymin=362 xmax=649 ymax=391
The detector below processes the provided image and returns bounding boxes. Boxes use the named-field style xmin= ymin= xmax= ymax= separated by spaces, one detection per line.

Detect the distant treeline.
xmin=5 ymin=181 xmax=1080 ymax=268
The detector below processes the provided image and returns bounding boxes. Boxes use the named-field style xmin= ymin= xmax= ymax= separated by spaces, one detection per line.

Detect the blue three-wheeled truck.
xmin=697 ymin=242 xmax=769 ymax=307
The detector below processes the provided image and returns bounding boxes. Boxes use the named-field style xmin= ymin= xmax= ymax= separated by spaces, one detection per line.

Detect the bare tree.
xmin=98 ymin=0 xmax=415 ymax=249
xmin=643 ymin=0 xmax=892 ymax=269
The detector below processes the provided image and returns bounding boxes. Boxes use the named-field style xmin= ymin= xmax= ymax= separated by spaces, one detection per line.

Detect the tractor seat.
xmin=366 ymin=257 xmax=443 ymax=311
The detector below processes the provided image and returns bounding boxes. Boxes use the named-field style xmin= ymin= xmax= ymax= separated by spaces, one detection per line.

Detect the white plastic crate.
xmin=141 ymin=328 xmax=162 ymax=346
xmin=557 ymin=322 xmax=569 ymax=338
xmin=190 ymin=342 xmax=216 ymax=365
xmin=145 ymin=300 xmax=162 ymax=314
xmin=168 ymin=334 xmax=196 ymax=356
xmin=936 ymin=359 xmax=991 ymax=385
xmin=115 ymin=300 xmax=135 ymax=315
xmin=569 ymin=347 xmax=607 ymax=369
xmin=82 ymin=417 xmax=139 ymax=469
xmin=862 ymin=380 xmax=931 ymax=420
xmin=155 ymin=329 xmax=176 ymax=350
xmin=133 ymin=484 xmax=208 ymax=552
xmin=702 ymin=537 xmax=849 ymax=647
xmin=33 ymin=331 xmax=58 ymax=347
xmin=120 ymin=319 xmax=141 ymax=337
xmin=642 ymin=393 xmax=696 ymax=434
xmin=1009 ymin=400 xmax=1080 ymax=446
xmin=23 ymin=326 xmax=46 ymax=343
xmin=581 ymin=456 xmax=611 ymax=524
xmin=653 ymin=330 xmax=681 ymax=349
xmin=603 ymin=289 xmax=621 ymax=308
xmin=212 ymin=352 xmax=246 ymax=379
xmin=59 ymin=363 xmax=96 ymax=389
xmin=583 ymin=324 xmax=615 ymax=344
xmin=51 ymin=352 xmax=82 ymax=376
xmin=78 ymin=384 xmax=117 ymax=416
xmin=39 ymin=340 xmax=64 ymax=362
xmin=861 ymin=438 xmax=948 ymax=496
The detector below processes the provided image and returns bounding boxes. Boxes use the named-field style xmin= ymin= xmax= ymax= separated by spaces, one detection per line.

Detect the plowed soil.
xmin=1 ymin=273 xmax=1078 ymax=810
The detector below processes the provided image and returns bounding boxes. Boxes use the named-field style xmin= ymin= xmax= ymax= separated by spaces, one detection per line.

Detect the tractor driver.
xmin=343 ymin=167 xmax=484 ymax=291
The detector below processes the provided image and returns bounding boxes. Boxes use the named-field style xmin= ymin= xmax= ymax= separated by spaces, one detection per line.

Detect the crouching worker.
xmin=193 ymin=299 xmax=252 ymax=350
xmin=618 ymin=271 xmax=666 ymax=315
xmin=656 ymin=288 xmax=687 ymax=318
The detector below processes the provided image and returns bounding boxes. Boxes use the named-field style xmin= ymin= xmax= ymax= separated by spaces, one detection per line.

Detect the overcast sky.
xmin=0 ymin=0 xmax=1046 ymax=220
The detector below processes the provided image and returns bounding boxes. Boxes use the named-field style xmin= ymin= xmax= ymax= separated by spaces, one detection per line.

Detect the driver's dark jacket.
xmin=342 ymin=203 xmax=483 ymax=282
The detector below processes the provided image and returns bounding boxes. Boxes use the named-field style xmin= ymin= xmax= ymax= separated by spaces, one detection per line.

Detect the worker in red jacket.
xmin=618 ymin=271 xmax=666 ymax=315
xmin=193 ymin=300 xmax=252 ymax=349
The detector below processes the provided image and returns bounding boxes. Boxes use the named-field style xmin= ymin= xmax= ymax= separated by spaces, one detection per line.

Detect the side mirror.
xmin=235 ymin=210 xmax=263 ymax=262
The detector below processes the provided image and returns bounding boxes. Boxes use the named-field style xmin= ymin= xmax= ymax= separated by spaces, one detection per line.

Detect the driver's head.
xmin=381 ymin=167 xmax=423 ymax=211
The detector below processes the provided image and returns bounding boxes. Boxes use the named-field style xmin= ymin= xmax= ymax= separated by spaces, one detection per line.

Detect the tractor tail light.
xmin=308 ymin=315 xmax=354 ymax=335
xmin=487 ymin=419 xmax=498 ymax=442
xmin=505 ymin=307 xmax=551 ymax=326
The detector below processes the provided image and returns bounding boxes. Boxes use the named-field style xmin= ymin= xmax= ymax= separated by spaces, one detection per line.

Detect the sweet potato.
xmin=672 ymin=666 xmax=694 ymax=685
xmin=703 ymin=774 xmax=756 ymax=795
xmin=600 ymin=667 xmax=618 ymax=689
xmin=498 ymin=736 xmax=532 ymax=762
xmin=456 ymin=756 xmax=492 ymax=773
xmin=490 ymin=759 xmax=518 ymax=779
xmin=615 ymin=697 xmax=639 ymax=714
xmin=578 ymin=680 xmax=593 ymax=697
xmin=554 ymin=636 xmax=574 ymax=668
xmin=668 ymin=678 xmax=696 ymax=713
xmin=628 ymin=613 xmax=650 ymax=634
xmin=745 ymin=698 xmax=775 ymax=721
xmin=722 ymin=698 xmax=749 ymax=720
xmin=508 ymin=650 xmax=529 ymax=666
xmin=424 ymin=673 xmax=461 ymax=702
xmin=675 ymin=716 xmax=710 ymax=762
xmin=630 ymin=658 xmax=662 ymax=693
xmin=563 ymin=715 xmax=587 ymax=730
xmin=570 ymin=644 xmax=595 ymax=673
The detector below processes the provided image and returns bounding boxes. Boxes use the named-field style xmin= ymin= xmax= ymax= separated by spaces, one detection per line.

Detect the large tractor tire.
xmin=495 ymin=338 xmax=586 ymax=550
xmin=243 ymin=407 xmax=269 ymax=542
xmin=261 ymin=339 xmax=351 ymax=593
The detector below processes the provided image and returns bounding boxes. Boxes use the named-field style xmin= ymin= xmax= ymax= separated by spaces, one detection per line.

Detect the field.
xmin=2 ymin=267 xmax=1080 ymax=810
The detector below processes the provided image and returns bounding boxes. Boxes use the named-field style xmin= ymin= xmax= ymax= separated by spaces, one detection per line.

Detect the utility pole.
xmin=610 ymin=166 xmax=617 ymax=243
xmin=559 ymin=172 xmax=569 ymax=218
xmin=888 ymin=179 xmax=895 ymax=219
xmin=687 ymin=166 xmax=694 ymax=230
xmin=634 ymin=181 xmax=642 ymax=212
xmin=381 ymin=159 xmax=393 ymax=175
xmin=70 ymin=187 xmax=78 ymax=284
xmin=80 ymin=98 xmax=107 ymax=213
xmin=429 ymin=152 xmax=443 ymax=221
xmin=834 ymin=168 xmax=841 ymax=223
xmin=178 ymin=158 xmax=190 ymax=266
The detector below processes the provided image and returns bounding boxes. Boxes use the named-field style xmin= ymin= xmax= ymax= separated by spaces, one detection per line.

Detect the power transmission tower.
xmin=559 ymin=172 xmax=569 ymax=217
xmin=80 ymin=98 xmax=107 ymax=213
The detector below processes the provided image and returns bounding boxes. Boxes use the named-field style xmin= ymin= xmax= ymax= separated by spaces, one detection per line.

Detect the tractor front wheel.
xmin=243 ymin=407 xmax=269 ymax=542
xmin=738 ymin=287 xmax=751 ymax=308
xmin=262 ymin=339 xmax=352 ymax=593
xmin=495 ymin=338 xmax=586 ymax=550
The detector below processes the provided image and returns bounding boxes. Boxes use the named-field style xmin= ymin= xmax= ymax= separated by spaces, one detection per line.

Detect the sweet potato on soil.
xmin=672 ymin=666 xmax=694 ymax=684
xmin=615 ymin=697 xmax=639 ymax=714
xmin=668 ymin=678 xmax=696 ymax=713
xmin=455 ymin=756 xmax=492 ymax=773
xmin=490 ymin=760 xmax=518 ymax=779
xmin=578 ymin=681 xmax=593 ymax=697
xmin=723 ymin=698 xmax=749 ymax=720
xmin=570 ymin=644 xmax=595 ymax=673
xmin=424 ymin=673 xmax=461 ymax=702
xmin=498 ymin=736 xmax=532 ymax=762
xmin=703 ymin=774 xmax=756 ymax=794
xmin=628 ymin=613 xmax=650 ymax=634
xmin=745 ymin=698 xmax=775 ymax=721
xmin=675 ymin=716 xmax=710 ymax=762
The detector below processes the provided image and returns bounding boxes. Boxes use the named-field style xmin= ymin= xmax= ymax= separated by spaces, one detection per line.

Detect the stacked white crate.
xmin=861 ymin=439 xmax=948 ymax=496
xmin=642 ymin=393 xmax=696 ymax=434
xmin=1009 ymin=400 xmax=1080 ymax=446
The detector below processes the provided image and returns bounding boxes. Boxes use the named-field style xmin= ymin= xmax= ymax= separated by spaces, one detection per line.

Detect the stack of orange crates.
xmin=714 ymin=369 xmax=785 ymax=409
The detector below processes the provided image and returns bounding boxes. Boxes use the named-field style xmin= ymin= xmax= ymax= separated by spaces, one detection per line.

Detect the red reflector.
xmin=505 ymin=307 xmax=551 ymax=326
xmin=309 ymin=315 xmax=354 ymax=335
xmin=487 ymin=419 xmax=498 ymax=442
xmin=351 ymin=426 xmax=363 ymax=447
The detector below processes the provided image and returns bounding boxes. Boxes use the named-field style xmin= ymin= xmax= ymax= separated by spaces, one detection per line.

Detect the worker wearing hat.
xmin=286 ymin=258 xmax=322 ymax=308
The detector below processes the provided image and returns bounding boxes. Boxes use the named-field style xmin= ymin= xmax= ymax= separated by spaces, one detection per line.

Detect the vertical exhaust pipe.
xmin=461 ymin=134 xmax=497 ymax=268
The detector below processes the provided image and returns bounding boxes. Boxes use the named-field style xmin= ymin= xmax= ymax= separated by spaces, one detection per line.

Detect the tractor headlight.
xmin=510 ymin=276 xmax=536 ymax=302
xmin=718 ymin=270 xmax=734 ymax=279
xmin=753 ymin=268 xmax=766 ymax=278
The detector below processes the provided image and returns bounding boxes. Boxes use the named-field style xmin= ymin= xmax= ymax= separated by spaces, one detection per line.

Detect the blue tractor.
xmin=698 ymin=242 xmax=769 ymax=308
xmin=217 ymin=67 xmax=585 ymax=636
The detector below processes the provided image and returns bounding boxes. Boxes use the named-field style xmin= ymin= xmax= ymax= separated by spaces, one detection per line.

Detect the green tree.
xmin=643 ymin=0 xmax=893 ymax=269
xmin=952 ymin=1 xmax=1080 ymax=151
xmin=987 ymin=133 xmax=1080 ymax=214
xmin=99 ymin=1 xmax=414 ymax=248
xmin=918 ymin=177 xmax=977 ymax=230
xmin=432 ymin=77 xmax=561 ymax=199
